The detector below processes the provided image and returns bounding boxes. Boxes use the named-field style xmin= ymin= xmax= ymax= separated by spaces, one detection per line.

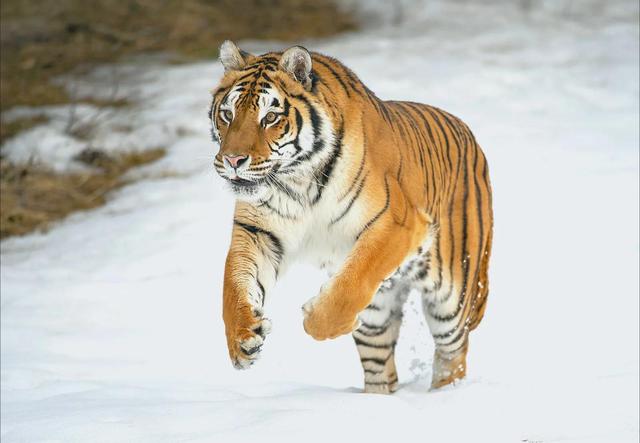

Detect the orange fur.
xmin=210 ymin=42 xmax=493 ymax=388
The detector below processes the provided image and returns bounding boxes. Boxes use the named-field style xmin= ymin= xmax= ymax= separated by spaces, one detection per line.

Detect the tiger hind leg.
xmin=420 ymin=282 xmax=471 ymax=389
xmin=425 ymin=229 xmax=492 ymax=389
xmin=431 ymin=337 xmax=469 ymax=390
xmin=353 ymin=277 xmax=410 ymax=394
xmin=412 ymin=216 xmax=492 ymax=390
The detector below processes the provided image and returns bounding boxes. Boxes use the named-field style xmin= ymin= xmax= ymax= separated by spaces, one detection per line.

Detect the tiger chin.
xmin=210 ymin=40 xmax=493 ymax=394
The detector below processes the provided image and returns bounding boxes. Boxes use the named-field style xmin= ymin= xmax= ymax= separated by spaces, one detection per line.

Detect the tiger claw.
xmin=229 ymin=317 xmax=272 ymax=370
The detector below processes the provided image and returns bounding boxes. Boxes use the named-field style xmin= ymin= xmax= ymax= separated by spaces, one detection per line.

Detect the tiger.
xmin=210 ymin=40 xmax=493 ymax=393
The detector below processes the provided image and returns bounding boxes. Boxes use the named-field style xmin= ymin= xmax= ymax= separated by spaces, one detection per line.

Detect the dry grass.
xmin=1 ymin=0 xmax=356 ymax=110
xmin=0 ymin=148 xmax=166 ymax=239
xmin=0 ymin=0 xmax=356 ymax=239
xmin=0 ymin=115 xmax=49 ymax=145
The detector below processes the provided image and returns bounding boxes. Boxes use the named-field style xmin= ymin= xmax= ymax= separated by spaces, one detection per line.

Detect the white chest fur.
xmin=297 ymin=224 xmax=354 ymax=275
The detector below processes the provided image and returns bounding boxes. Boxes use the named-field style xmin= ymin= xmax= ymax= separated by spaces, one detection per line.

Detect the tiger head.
xmin=210 ymin=41 xmax=327 ymax=202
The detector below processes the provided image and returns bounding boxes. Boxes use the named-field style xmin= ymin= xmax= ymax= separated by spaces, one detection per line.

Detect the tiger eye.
xmin=265 ymin=112 xmax=278 ymax=124
xmin=221 ymin=110 xmax=233 ymax=122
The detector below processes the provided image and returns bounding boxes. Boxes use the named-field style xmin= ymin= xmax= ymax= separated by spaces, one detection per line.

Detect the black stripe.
xmin=360 ymin=356 xmax=389 ymax=366
xmin=353 ymin=336 xmax=394 ymax=349
xmin=256 ymin=278 xmax=266 ymax=306
xmin=471 ymin=135 xmax=485 ymax=304
xmin=357 ymin=317 xmax=393 ymax=335
xmin=233 ymin=220 xmax=284 ymax=267
xmin=266 ymin=175 xmax=305 ymax=205
xmin=339 ymin=145 xmax=367 ymax=201
xmin=457 ymin=121 xmax=471 ymax=318
xmin=314 ymin=58 xmax=352 ymax=98
xmin=434 ymin=229 xmax=443 ymax=290
xmin=279 ymin=95 xmax=328 ymax=171
xmin=356 ymin=176 xmax=390 ymax=240
xmin=311 ymin=123 xmax=343 ymax=205
xmin=330 ymin=171 xmax=368 ymax=225
xmin=298 ymin=95 xmax=321 ymax=141
xmin=363 ymin=86 xmax=384 ymax=116
xmin=438 ymin=337 xmax=468 ymax=355
xmin=365 ymin=380 xmax=396 ymax=386
xmin=432 ymin=324 xmax=458 ymax=340
xmin=340 ymin=65 xmax=367 ymax=98
xmin=294 ymin=107 xmax=303 ymax=137
xmin=436 ymin=324 xmax=466 ymax=347
xmin=236 ymin=70 xmax=260 ymax=82
xmin=314 ymin=72 xmax=332 ymax=94
xmin=378 ymin=101 xmax=393 ymax=125
xmin=429 ymin=304 xmax=460 ymax=323
xmin=259 ymin=199 xmax=299 ymax=220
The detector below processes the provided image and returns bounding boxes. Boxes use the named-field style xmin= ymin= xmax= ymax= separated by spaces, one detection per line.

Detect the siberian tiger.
xmin=210 ymin=41 xmax=493 ymax=393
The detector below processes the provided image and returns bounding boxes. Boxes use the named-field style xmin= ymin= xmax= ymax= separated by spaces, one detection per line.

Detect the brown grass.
xmin=0 ymin=115 xmax=49 ymax=145
xmin=0 ymin=148 xmax=166 ymax=239
xmin=0 ymin=0 xmax=356 ymax=239
xmin=1 ymin=0 xmax=356 ymax=111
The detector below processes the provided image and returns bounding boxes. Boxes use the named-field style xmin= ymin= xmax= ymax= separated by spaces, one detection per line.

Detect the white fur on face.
xmin=219 ymin=86 xmax=243 ymax=120
xmin=257 ymin=89 xmax=301 ymax=160
xmin=258 ymin=89 xmax=283 ymax=122
xmin=210 ymin=85 xmax=243 ymax=145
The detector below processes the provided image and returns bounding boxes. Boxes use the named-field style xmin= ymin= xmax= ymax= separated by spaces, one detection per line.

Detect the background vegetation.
xmin=0 ymin=0 xmax=356 ymax=238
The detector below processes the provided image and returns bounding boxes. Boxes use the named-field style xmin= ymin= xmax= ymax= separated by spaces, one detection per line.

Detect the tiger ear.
xmin=279 ymin=46 xmax=312 ymax=91
xmin=219 ymin=40 xmax=250 ymax=72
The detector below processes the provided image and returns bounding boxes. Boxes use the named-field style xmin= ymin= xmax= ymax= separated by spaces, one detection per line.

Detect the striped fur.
xmin=210 ymin=41 xmax=493 ymax=392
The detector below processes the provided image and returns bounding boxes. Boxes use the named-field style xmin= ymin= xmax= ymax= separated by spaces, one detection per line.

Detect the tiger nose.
xmin=224 ymin=154 xmax=250 ymax=169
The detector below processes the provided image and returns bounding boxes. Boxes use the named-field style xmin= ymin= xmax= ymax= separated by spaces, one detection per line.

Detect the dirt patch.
xmin=0 ymin=148 xmax=166 ymax=239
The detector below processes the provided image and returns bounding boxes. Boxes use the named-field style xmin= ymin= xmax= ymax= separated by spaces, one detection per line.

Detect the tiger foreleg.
xmin=223 ymin=213 xmax=280 ymax=369
xmin=303 ymin=178 xmax=430 ymax=341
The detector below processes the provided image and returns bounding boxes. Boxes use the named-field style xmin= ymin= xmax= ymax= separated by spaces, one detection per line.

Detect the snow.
xmin=2 ymin=1 xmax=638 ymax=442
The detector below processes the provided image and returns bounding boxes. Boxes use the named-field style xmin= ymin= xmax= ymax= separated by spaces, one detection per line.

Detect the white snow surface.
xmin=2 ymin=1 xmax=639 ymax=442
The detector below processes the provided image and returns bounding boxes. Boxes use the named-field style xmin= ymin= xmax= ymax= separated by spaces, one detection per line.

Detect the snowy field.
xmin=1 ymin=1 xmax=638 ymax=442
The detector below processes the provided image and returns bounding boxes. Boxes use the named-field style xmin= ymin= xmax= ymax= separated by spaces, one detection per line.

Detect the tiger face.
xmin=211 ymin=41 xmax=317 ymax=201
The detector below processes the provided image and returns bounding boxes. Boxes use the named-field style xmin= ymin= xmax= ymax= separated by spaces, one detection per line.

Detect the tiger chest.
xmin=295 ymin=220 xmax=356 ymax=276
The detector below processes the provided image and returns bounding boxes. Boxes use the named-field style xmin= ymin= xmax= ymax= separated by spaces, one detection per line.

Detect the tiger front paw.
xmin=226 ymin=306 xmax=272 ymax=369
xmin=302 ymin=296 xmax=360 ymax=341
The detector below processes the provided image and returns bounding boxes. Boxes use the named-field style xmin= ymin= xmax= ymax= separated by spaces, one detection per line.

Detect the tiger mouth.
xmin=228 ymin=177 xmax=259 ymax=187
xmin=225 ymin=176 xmax=270 ymax=195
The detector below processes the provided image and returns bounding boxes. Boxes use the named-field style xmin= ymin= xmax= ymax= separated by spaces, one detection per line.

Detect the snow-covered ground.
xmin=2 ymin=1 xmax=638 ymax=442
